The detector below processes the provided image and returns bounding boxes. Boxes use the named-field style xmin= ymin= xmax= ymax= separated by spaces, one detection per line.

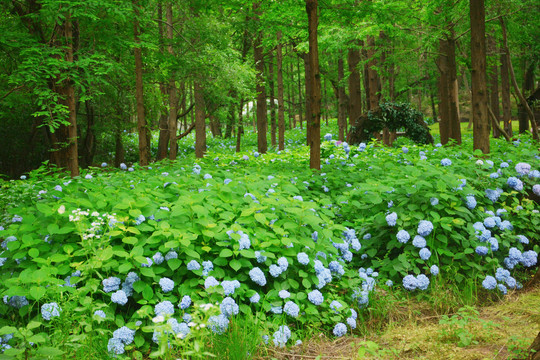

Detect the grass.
xmin=262 ymin=285 xmax=540 ymax=360
xmin=429 ymin=120 xmax=522 ymax=137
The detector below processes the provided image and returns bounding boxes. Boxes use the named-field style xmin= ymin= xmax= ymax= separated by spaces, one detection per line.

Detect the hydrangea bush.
xmin=0 ymin=128 xmax=538 ymax=358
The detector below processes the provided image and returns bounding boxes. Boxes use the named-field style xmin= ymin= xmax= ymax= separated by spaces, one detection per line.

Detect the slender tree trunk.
xmin=500 ymin=41 xmax=512 ymax=137
xmin=500 ymin=17 xmax=538 ymax=140
xmin=114 ymin=129 xmax=125 ymax=167
xmin=276 ymin=31 xmax=285 ymax=150
xmin=437 ymin=38 xmax=450 ymax=144
xmin=470 ymin=0 xmax=490 ymax=154
xmin=194 ymin=81 xmax=206 ymax=158
xmin=133 ymin=0 xmax=150 ymax=165
xmin=156 ymin=2 xmax=169 ymax=161
xmin=447 ymin=32 xmax=462 ymax=144
xmin=166 ymin=4 xmax=178 ymax=160
xmin=366 ymin=35 xmax=380 ymax=112
xmin=268 ymin=50 xmax=277 ymax=147
xmin=288 ymin=57 xmax=294 ymax=130
xmin=306 ymin=0 xmax=321 ymax=170
xmin=347 ymin=47 xmax=362 ymax=126
xmin=236 ymin=99 xmax=244 ymax=152
xmin=337 ymin=55 xmax=347 ymax=141
xmin=63 ymin=14 xmax=79 ymax=177
xmin=253 ymin=2 xmax=267 ymax=153
xmin=488 ymin=34 xmax=500 ymax=138
xmin=304 ymin=53 xmax=312 ymax=145
xmin=296 ymin=55 xmax=303 ymax=129
xmin=82 ymin=100 xmax=96 ymax=167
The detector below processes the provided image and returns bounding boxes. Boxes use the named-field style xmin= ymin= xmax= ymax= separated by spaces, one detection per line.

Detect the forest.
xmin=0 ymin=0 xmax=539 ymax=359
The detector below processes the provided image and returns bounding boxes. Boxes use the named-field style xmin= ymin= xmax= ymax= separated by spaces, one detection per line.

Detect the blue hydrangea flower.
xmin=205 ymin=276 xmax=219 ymax=289
xmin=316 ymin=268 xmax=332 ymax=289
xmin=346 ymin=316 xmax=357 ymax=329
xmin=482 ymin=275 xmax=497 ymax=290
xmin=273 ymin=325 xmax=291 ymax=347
xmin=329 ymin=261 xmax=345 ymax=277
xmin=221 ymin=280 xmax=240 ymax=296
xmin=208 ymin=314 xmax=229 ymax=334
xmin=141 ymin=257 xmax=153 ymax=267
xmin=402 ymin=146 xmax=409 ymax=153
xmin=515 ymin=162 xmax=531 ymax=176
xmin=187 ymin=260 xmax=200 ymax=271
xmin=159 ymin=278 xmax=174 ymax=293
xmin=495 ymin=267 xmax=510 ymax=281
xmin=386 ymin=280 xmax=393 ymax=287
xmin=396 ymin=230 xmax=410 ymax=244
xmin=465 ymin=195 xmax=477 ymax=210
xmin=41 ymin=302 xmax=61 ymax=321
xmin=312 ymin=231 xmax=319 ymax=242
xmin=277 ymin=257 xmax=289 ymax=272
xmin=430 ymin=197 xmax=439 ymax=206
xmin=386 ymin=212 xmax=398 ymax=226
xmin=507 ymin=177 xmax=523 ymax=191
xmin=250 ymin=293 xmax=260 ymax=303
xmin=107 ymin=338 xmax=125 ymax=355
xmin=113 ymin=326 xmax=135 ymax=345
xmin=283 ymin=301 xmax=300 ymax=317
xmin=269 ymin=264 xmax=283 ymax=277
xmin=255 ymin=251 xmax=267 ymax=263
xmin=484 ymin=217 xmax=496 ymax=228
xmin=488 ymin=238 xmax=499 ymax=251
xmin=521 ymin=251 xmax=538 ymax=267
xmin=497 ymin=284 xmax=508 ymax=295
xmin=363 ymin=233 xmax=372 ymax=240
xmin=111 ymin=290 xmax=128 ymax=305
xmin=102 ymin=277 xmax=121 ymax=293
xmin=333 ymin=323 xmax=347 ymax=337
xmin=279 ymin=290 xmax=291 ymax=299
xmin=412 ymin=235 xmax=426 ymax=248
xmin=330 ymin=300 xmax=342 ymax=313
xmin=441 ymin=158 xmax=452 ymax=166
xmin=249 ymin=267 xmax=267 ymax=286
xmin=297 ymin=252 xmax=310 ymax=265
xmin=220 ymin=297 xmax=239 ymax=318
xmin=324 ymin=133 xmax=332 ymax=141
xmin=506 ymin=276 xmax=517 ymax=289
xmin=179 ymin=295 xmax=191 ymax=310
xmin=475 ymin=246 xmax=489 ymax=256
xmin=182 ymin=313 xmax=192 ymax=323
xmin=416 ymin=274 xmax=430 ymax=290
xmin=94 ymin=310 xmax=106 ymax=318
xmin=238 ymin=233 xmax=251 ymax=250
xmin=403 ymin=275 xmax=417 ymax=291
xmin=152 ymin=252 xmax=164 ymax=265
xmin=419 ymin=248 xmax=431 ymax=260
xmin=485 ymin=188 xmax=502 ymax=203
xmin=417 ymin=220 xmax=433 ymax=237
xmin=202 ymin=260 xmax=213 ymax=276
xmin=430 ymin=265 xmax=439 ymax=276
xmin=308 ymin=289 xmax=324 ymax=305
xmin=154 ymin=301 xmax=174 ymax=316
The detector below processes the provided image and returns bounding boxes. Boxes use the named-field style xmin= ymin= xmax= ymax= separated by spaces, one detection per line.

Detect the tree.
xmin=305 ymin=0 xmax=321 ymax=170
xmin=276 ymin=31 xmax=286 ymax=150
xmin=470 ymin=0 xmax=490 ymax=154
xmin=253 ymin=2 xmax=267 ymax=154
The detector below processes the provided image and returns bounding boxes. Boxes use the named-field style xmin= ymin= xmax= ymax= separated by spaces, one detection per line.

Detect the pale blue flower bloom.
xmin=417 ymin=220 xmax=433 ymax=237
xmin=154 ymin=301 xmax=174 ymax=316
xmin=482 ymin=276 xmax=497 ymax=290
xmin=297 ymin=252 xmax=310 ymax=265
xmin=102 ymin=277 xmax=121 ymax=293
xmin=441 ymin=158 xmax=452 ymax=166
xmin=187 ymin=260 xmax=200 ymax=271
xmin=412 ymin=235 xmax=426 ymax=248
xmin=386 ymin=212 xmax=398 ymax=226
xmin=430 ymin=265 xmax=439 ymax=276
xmin=179 ymin=295 xmax=191 ymax=310
xmin=419 ymin=248 xmax=431 ymax=260
xmin=273 ymin=325 xmax=291 ymax=347
xmin=475 ymin=246 xmax=488 ymax=256
xmin=111 ymin=290 xmax=128 ymax=305
xmin=159 ymin=278 xmax=174 ymax=293
xmin=250 ymin=293 xmax=260 ymax=303
xmin=41 ymin=302 xmax=61 ymax=320
xmin=333 ymin=323 xmax=347 ymax=337
xmin=220 ymin=297 xmax=239 ymax=318
xmin=403 ymin=275 xmax=417 ymax=290
xmin=208 ymin=314 xmax=229 ymax=334
xmin=283 ymin=301 xmax=299 ymax=317
xmin=308 ymin=289 xmax=323 ymax=305
xmin=279 ymin=290 xmax=291 ymax=299
xmin=397 ymin=230 xmax=410 ymax=244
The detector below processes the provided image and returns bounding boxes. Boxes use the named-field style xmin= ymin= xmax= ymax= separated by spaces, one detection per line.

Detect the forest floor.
xmin=263 ymin=285 xmax=540 ymax=360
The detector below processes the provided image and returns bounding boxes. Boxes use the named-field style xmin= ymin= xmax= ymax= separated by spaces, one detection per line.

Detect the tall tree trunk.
xmin=296 ymin=55 xmax=303 ymax=129
xmin=488 ymin=34 xmax=500 ymax=138
xmin=470 ymin=0 xmax=490 ymax=154
xmin=253 ymin=2 xmax=267 ymax=153
xmin=268 ymin=50 xmax=277 ymax=147
xmin=437 ymin=38 xmax=450 ymax=144
xmin=500 ymin=41 xmax=512 ymax=137
xmin=194 ymin=81 xmax=206 ymax=158
xmin=63 ymin=15 xmax=79 ymax=177
xmin=82 ymin=100 xmax=96 ymax=167
xmin=236 ymin=99 xmax=244 ymax=152
xmin=166 ymin=4 xmax=178 ymax=160
xmin=305 ymin=0 xmax=321 ymax=170
xmin=288 ymin=57 xmax=294 ymax=130
xmin=276 ymin=31 xmax=285 ymax=150
xmin=337 ymin=54 xmax=347 ymax=141
xmin=114 ymin=129 xmax=125 ymax=167
xmin=447 ymin=31 xmax=462 ymax=144
xmin=347 ymin=47 xmax=362 ymax=126
xmin=366 ymin=35 xmax=380 ymax=112
xmin=133 ymin=0 xmax=150 ymax=165
xmin=500 ymin=18 xmax=538 ymax=140
xmin=304 ymin=53 xmax=312 ymax=145
xmin=156 ymin=2 xmax=169 ymax=161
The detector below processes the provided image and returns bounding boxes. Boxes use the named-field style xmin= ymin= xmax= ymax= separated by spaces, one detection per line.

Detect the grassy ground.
xmin=263 ymin=286 xmax=540 ymax=360
xmin=429 ymin=121 xmax=521 ymax=137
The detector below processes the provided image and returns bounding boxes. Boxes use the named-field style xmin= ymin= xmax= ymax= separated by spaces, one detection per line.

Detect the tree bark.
xmin=166 ymin=4 xmax=178 ymax=160
xmin=133 ymin=0 xmax=151 ymax=165
xmin=500 ymin=17 xmax=538 ymax=140
xmin=447 ymin=30 xmax=462 ymax=144
xmin=366 ymin=35 xmax=380 ymax=112
xmin=304 ymin=53 xmax=312 ymax=145
xmin=296 ymin=55 xmax=303 ymax=129
xmin=470 ymin=0 xmax=490 ymax=154
xmin=268 ymin=50 xmax=277 ymax=147
xmin=488 ymin=34 xmax=500 ymax=138
xmin=82 ymin=100 xmax=96 ymax=167
xmin=63 ymin=14 xmax=79 ymax=177
xmin=348 ymin=47 xmax=362 ymax=126
xmin=338 ymin=54 xmax=348 ymax=141
xmin=500 ymin=41 xmax=512 ymax=137
xmin=276 ymin=31 xmax=285 ymax=150
xmin=194 ymin=81 xmax=206 ymax=158
xmin=305 ymin=0 xmax=321 ymax=170
xmin=156 ymin=2 xmax=169 ymax=161
xmin=236 ymin=99 xmax=244 ymax=152
xmin=253 ymin=2 xmax=267 ymax=153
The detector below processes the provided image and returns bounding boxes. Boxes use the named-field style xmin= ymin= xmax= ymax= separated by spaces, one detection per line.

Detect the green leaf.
xmin=168 ymin=258 xmax=181 ymax=271
xmin=254 ymin=213 xmax=267 ymax=225
xmin=184 ymin=248 xmax=200 ymax=259
xmin=118 ymin=262 xmax=133 ymax=273
xmin=230 ymin=259 xmax=242 ymax=272
xmin=36 ymin=347 xmax=64 ymax=356
xmin=219 ymin=249 xmax=233 ymax=258
xmin=142 ymin=285 xmax=154 ymax=301
xmin=0 ymin=326 xmax=17 ymax=335
xmin=122 ymin=237 xmax=138 ymax=245
xmin=28 ymin=248 xmax=39 ymax=258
